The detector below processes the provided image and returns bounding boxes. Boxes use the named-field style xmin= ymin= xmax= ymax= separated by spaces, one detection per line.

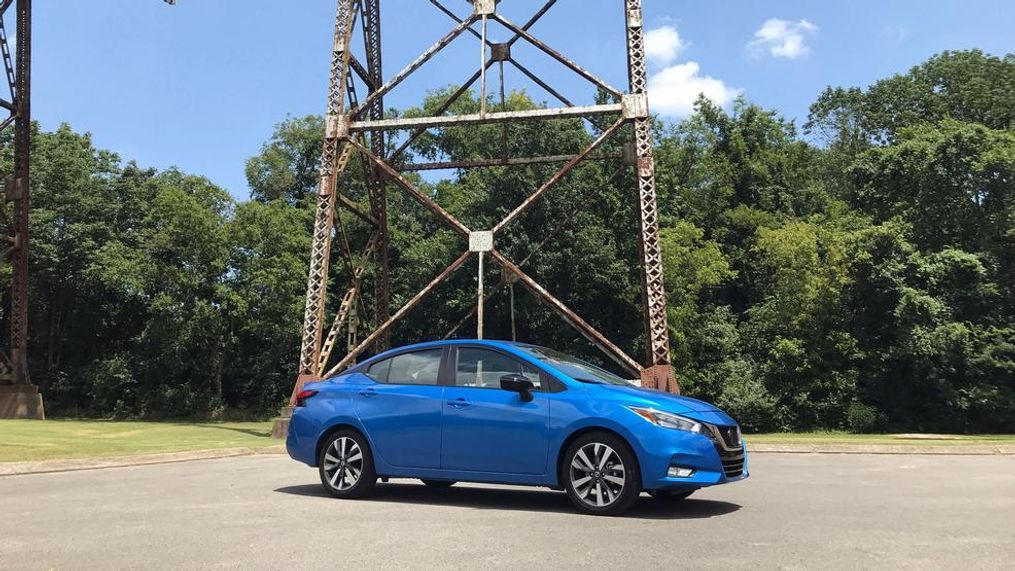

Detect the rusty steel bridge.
xmin=0 ymin=0 xmax=679 ymax=423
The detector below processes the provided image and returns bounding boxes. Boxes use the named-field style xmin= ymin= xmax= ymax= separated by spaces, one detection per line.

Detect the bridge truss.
xmin=0 ymin=0 xmax=40 ymax=418
xmin=292 ymin=0 xmax=679 ymax=403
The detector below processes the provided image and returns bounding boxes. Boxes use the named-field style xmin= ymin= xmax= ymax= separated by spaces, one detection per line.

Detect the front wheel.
xmin=318 ymin=430 xmax=377 ymax=499
xmin=562 ymin=432 xmax=641 ymax=516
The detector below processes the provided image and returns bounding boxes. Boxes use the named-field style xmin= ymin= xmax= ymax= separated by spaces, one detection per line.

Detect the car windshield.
xmin=517 ymin=346 xmax=632 ymax=386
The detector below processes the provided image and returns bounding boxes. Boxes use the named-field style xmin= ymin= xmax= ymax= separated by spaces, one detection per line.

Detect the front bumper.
xmin=634 ymin=414 xmax=749 ymax=491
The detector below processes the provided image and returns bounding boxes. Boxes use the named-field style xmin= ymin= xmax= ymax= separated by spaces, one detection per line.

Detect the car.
xmin=286 ymin=339 xmax=748 ymax=516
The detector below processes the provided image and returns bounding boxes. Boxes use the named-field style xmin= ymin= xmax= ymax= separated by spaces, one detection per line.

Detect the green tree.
xmin=850 ymin=120 xmax=1014 ymax=255
xmin=245 ymin=115 xmax=324 ymax=205
xmin=128 ymin=170 xmax=233 ymax=416
xmin=221 ymin=200 xmax=312 ymax=411
xmin=807 ymin=50 xmax=1015 ymax=147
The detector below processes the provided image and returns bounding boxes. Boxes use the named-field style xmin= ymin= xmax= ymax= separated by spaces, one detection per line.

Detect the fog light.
xmin=667 ymin=466 xmax=695 ymax=478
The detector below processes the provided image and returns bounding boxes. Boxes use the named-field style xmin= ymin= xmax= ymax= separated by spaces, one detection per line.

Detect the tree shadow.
xmin=274 ymin=482 xmax=741 ymax=520
xmin=192 ymin=424 xmax=272 ymax=438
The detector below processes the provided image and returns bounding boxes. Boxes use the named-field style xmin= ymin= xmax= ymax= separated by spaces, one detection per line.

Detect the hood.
xmin=589 ymin=383 xmax=720 ymax=413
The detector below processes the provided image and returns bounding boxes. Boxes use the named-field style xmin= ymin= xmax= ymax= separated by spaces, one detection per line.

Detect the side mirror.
xmin=500 ymin=374 xmax=535 ymax=402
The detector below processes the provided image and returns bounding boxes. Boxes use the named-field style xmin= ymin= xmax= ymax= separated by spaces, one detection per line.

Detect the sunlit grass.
xmin=0 ymin=420 xmax=276 ymax=462
xmin=2 ymin=421 xmax=1011 ymax=463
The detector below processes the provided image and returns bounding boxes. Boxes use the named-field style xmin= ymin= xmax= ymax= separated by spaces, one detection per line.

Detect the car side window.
xmin=385 ymin=349 xmax=443 ymax=386
xmin=455 ymin=348 xmax=542 ymax=391
xmin=365 ymin=358 xmax=391 ymax=383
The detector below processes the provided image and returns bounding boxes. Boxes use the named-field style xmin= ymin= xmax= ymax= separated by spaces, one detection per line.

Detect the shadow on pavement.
xmin=274 ymin=482 xmax=741 ymax=520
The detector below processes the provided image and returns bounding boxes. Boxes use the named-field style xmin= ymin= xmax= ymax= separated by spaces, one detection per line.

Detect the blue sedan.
xmin=286 ymin=339 xmax=747 ymax=516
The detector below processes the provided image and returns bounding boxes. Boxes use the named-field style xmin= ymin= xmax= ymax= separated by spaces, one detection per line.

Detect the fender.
xmin=546 ymin=414 xmax=648 ymax=487
xmin=290 ymin=388 xmax=373 ymax=467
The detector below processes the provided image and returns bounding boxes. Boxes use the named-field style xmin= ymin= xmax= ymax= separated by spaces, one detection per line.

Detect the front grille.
xmin=720 ymin=449 xmax=745 ymax=478
xmin=715 ymin=425 xmax=741 ymax=449
xmin=705 ymin=423 xmax=745 ymax=478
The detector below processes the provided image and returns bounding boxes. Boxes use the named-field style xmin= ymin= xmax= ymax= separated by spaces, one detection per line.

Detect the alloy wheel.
xmin=569 ymin=442 xmax=626 ymax=508
xmin=322 ymin=436 xmax=364 ymax=491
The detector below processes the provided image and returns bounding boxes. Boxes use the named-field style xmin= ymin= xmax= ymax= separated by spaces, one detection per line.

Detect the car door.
xmin=353 ymin=348 xmax=445 ymax=469
xmin=440 ymin=346 xmax=550 ymax=475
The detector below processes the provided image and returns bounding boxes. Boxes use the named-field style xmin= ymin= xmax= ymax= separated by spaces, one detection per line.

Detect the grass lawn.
xmin=0 ymin=420 xmax=276 ymax=463
xmin=747 ymin=432 xmax=1015 ymax=446
xmin=2 ymin=421 xmax=1013 ymax=463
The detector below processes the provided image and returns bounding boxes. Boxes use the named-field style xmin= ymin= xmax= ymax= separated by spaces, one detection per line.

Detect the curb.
xmin=747 ymin=443 xmax=1015 ymax=455
xmin=0 ymin=445 xmax=286 ymax=477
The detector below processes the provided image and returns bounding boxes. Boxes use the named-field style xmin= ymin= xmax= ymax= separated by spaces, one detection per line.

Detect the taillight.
xmin=295 ymin=389 xmax=319 ymax=407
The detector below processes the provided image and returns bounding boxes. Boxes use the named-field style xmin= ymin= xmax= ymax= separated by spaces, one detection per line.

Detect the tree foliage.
xmin=6 ymin=49 xmax=1013 ymax=431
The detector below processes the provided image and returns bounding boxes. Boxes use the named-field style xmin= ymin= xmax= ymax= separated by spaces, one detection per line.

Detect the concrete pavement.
xmin=1 ymin=453 xmax=1013 ymax=569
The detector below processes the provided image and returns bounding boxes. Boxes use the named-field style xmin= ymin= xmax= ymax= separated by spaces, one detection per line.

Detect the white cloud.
xmin=640 ymin=24 xmax=741 ymax=118
xmin=648 ymin=62 xmax=741 ymax=118
xmin=644 ymin=25 xmax=685 ymax=66
xmin=747 ymin=18 xmax=818 ymax=59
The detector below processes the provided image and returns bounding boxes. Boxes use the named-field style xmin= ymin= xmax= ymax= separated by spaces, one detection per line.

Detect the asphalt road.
xmin=2 ymin=453 xmax=1013 ymax=569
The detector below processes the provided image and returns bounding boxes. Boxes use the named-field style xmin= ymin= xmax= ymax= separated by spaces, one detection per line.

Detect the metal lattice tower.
xmin=0 ymin=0 xmax=42 ymax=419
xmin=290 ymin=0 xmax=679 ymax=405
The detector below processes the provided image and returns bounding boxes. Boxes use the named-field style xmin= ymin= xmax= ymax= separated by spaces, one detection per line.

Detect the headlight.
xmin=627 ymin=407 xmax=704 ymax=433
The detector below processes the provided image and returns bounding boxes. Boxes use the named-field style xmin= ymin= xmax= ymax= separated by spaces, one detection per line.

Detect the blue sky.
xmin=32 ymin=1 xmax=1014 ymax=199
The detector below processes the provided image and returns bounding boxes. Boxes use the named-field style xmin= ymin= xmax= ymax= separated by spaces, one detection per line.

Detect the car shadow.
xmin=274 ymin=482 xmax=741 ymax=520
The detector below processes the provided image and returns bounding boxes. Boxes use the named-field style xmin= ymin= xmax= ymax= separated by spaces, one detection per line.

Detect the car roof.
xmin=357 ymin=338 xmax=552 ymax=365
xmin=371 ymin=339 xmax=532 ymax=357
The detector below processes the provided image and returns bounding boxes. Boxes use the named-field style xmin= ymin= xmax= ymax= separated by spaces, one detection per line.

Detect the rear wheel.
xmin=318 ymin=430 xmax=376 ymax=499
xmin=562 ymin=432 xmax=641 ymax=516
xmin=649 ymin=489 xmax=696 ymax=501
xmin=421 ymin=479 xmax=456 ymax=489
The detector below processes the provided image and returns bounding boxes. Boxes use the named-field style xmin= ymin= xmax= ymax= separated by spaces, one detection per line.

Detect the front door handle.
xmin=359 ymin=389 xmax=379 ymax=398
xmin=448 ymin=398 xmax=471 ymax=409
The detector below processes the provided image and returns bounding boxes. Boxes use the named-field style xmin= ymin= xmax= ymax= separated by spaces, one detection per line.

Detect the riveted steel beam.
xmin=350 ymin=103 xmax=621 ymax=132
xmin=360 ymin=0 xmax=390 ymax=352
xmin=443 ymin=166 xmax=625 ymax=340
xmin=398 ymin=152 xmax=622 ymax=172
xmin=323 ymin=250 xmax=474 ymax=377
xmin=0 ymin=0 xmax=31 ymax=389
xmin=297 ymin=0 xmax=360 ymax=376
xmin=490 ymin=12 xmax=623 ymax=98
xmin=624 ymin=0 xmax=677 ymax=392
xmin=316 ymin=234 xmax=379 ymax=376
xmin=494 ymin=116 xmax=625 ymax=233
xmin=335 ymin=193 xmax=378 ymax=227
xmin=490 ymin=250 xmax=642 ymax=377
xmin=389 ymin=0 xmax=558 ymax=164
xmin=347 ymin=55 xmax=376 ymax=90
xmin=345 ymin=137 xmax=471 ymax=237
xmin=352 ymin=15 xmax=476 ymax=120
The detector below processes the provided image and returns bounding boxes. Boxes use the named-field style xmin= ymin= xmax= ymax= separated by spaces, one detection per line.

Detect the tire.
xmin=562 ymin=431 xmax=641 ymax=516
xmin=421 ymin=479 xmax=456 ymax=489
xmin=318 ymin=429 xmax=377 ymax=499
xmin=649 ymin=489 xmax=696 ymax=501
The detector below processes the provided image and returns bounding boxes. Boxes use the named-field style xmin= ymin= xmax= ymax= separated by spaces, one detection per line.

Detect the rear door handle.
xmin=448 ymin=398 xmax=471 ymax=409
xmin=359 ymin=389 xmax=379 ymax=398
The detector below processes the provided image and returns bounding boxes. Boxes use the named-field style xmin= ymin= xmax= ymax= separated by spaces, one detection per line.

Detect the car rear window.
xmin=365 ymin=358 xmax=391 ymax=382
xmin=385 ymin=349 xmax=442 ymax=386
